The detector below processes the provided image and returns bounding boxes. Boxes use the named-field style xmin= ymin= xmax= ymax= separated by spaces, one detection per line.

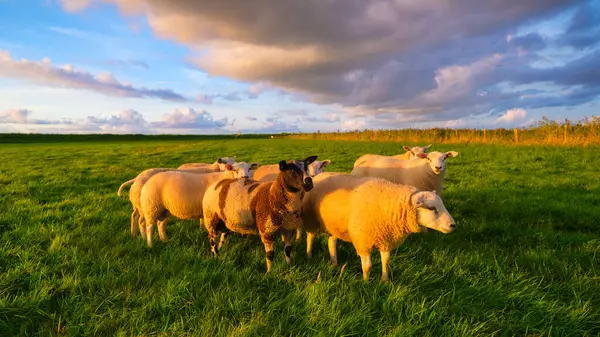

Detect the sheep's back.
xmin=252 ymin=164 xmax=278 ymax=182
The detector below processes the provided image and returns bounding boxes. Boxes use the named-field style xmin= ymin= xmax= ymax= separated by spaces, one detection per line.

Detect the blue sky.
xmin=0 ymin=0 xmax=599 ymax=134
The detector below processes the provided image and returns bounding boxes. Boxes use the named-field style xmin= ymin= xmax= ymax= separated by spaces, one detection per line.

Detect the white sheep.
xmin=178 ymin=156 xmax=236 ymax=171
xmin=352 ymin=144 xmax=431 ymax=170
xmin=117 ymin=161 xmax=241 ymax=238
xmin=251 ymin=159 xmax=332 ymax=241
xmin=202 ymin=156 xmax=317 ymax=273
xmin=302 ymin=173 xmax=456 ymax=281
xmin=139 ymin=162 xmax=258 ymax=247
xmin=351 ymin=151 xmax=458 ymax=196
xmin=394 ymin=144 xmax=432 ymax=160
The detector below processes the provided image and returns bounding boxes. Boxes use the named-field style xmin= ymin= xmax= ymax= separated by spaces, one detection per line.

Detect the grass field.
xmin=1 ymin=137 xmax=599 ymax=336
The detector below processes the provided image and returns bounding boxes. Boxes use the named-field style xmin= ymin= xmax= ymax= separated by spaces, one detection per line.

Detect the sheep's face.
xmin=412 ymin=191 xmax=456 ymax=233
xmin=279 ymin=155 xmax=318 ymax=192
xmin=217 ymin=156 xmax=237 ymax=170
xmin=225 ymin=161 xmax=258 ymax=178
xmin=307 ymin=160 xmax=331 ymax=177
xmin=403 ymin=144 xmax=431 ymax=160
xmin=417 ymin=151 xmax=459 ymax=175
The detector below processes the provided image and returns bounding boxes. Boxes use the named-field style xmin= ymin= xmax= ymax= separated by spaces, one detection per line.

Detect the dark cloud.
xmin=0 ymin=50 xmax=188 ymax=102
xmin=61 ymin=0 xmax=600 ymax=124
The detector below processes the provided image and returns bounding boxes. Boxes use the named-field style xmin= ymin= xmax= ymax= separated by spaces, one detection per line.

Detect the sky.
xmin=0 ymin=0 xmax=599 ymax=134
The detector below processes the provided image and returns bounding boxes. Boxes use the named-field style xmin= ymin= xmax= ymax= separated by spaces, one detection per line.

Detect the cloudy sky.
xmin=1 ymin=0 xmax=599 ymax=134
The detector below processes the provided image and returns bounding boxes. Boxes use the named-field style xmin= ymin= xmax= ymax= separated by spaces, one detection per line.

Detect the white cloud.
xmin=152 ymin=107 xmax=228 ymax=129
xmin=497 ymin=108 xmax=527 ymax=123
xmin=0 ymin=50 xmax=188 ymax=102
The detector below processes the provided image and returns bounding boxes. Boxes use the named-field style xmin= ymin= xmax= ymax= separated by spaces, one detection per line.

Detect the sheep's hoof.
xmin=329 ymin=258 xmax=338 ymax=266
xmin=285 ymin=257 xmax=292 ymax=265
xmin=381 ymin=276 xmax=390 ymax=283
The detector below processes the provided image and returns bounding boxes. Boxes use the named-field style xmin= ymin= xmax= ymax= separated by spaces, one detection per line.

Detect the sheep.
xmin=352 ymin=144 xmax=431 ymax=170
xmin=301 ymin=173 xmax=456 ymax=281
xmin=251 ymin=159 xmax=332 ymax=241
xmin=117 ymin=161 xmax=244 ymax=239
xmin=351 ymin=151 xmax=458 ymax=196
xmin=394 ymin=144 xmax=432 ymax=160
xmin=202 ymin=156 xmax=318 ymax=273
xmin=252 ymin=159 xmax=331 ymax=182
xmin=138 ymin=162 xmax=258 ymax=247
xmin=177 ymin=156 xmax=237 ymax=171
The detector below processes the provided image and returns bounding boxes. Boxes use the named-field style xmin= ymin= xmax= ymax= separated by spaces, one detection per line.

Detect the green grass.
xmin=1 ymin=138 xmax=599 ymax=336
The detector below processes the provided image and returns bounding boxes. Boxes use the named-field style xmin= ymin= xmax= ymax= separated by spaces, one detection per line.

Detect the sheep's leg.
xmin=306 ymin=231 xmax=315 ymax=259
xmin=281 ymin=230 xmax=293 ymax=265
xmin=145 ymin=216 xmax=156 ymax=248
xmin=359 ymin=253 xmax=372 ymax=281
xmin=295 ymin=228 xmax=302 ymax=241
xmin=380 ymin=250 xmax=391 ymax=282
xmin=138 ymin=215 xmax=147 ymax=240
xmin=130 ymin=209 xmax=139 ymax=237
xmin=217 ymin=230 xmax=230 ymax=250
xmin=262 ymin=238 xmax=275 ymax=273
xmin=205 ymin=211 xmax=222 ymax=257
xmin=328 ymin=236 xmax=338 ymax=266
xmin=157 ymin=217 xmax=169 ymax=242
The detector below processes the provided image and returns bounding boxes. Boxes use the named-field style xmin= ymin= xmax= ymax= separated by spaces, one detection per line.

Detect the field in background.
xmin=289 ymin=116 xmax=600 ymax=146
xmin=1 ymin=138 xmax=599 ymax=335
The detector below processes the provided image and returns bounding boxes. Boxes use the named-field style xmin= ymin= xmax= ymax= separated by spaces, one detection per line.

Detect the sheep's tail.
xmin=117 ymin=179 xmax=135 ymax=197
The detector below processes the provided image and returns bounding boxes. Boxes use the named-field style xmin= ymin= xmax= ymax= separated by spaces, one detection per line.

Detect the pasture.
xmin=1 ymin=137 xmax=599 ymax=336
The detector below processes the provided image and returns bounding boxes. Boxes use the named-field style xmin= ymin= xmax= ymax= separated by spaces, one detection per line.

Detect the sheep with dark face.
xmin=202 ymin=156 xmax=317 ymax=273
xmin=251 ymin=158 xmax=332 ymax=241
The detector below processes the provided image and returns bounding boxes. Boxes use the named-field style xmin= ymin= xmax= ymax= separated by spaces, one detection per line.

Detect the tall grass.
xmin=289 ymin=116 xmax=600 ymax=146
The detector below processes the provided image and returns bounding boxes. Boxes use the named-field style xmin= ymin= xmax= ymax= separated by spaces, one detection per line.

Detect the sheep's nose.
xmin=304 ymin=177 xmax=313 ymax=185
xmin=435 ymin=166 xmax=442 ymax=171
xmin=450 ymin=223 xmax=456 ymax=228
xmin=242 ymin=175 xmax=249 ymax=178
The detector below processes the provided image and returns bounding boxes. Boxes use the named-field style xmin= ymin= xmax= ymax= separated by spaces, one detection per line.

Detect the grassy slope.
xmin=1 ymin=138 xmax=599 ymax=336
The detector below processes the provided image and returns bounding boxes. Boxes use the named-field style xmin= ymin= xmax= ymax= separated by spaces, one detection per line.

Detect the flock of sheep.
xmin=117 ymin=144 xmax=459 ymax=281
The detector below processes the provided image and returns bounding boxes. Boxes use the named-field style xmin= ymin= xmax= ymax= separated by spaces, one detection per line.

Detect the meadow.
xmin=1 ymin=136 xmax=599 ymax=336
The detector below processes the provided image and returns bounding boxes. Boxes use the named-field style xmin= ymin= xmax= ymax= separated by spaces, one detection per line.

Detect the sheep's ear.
xmin=417 ymin=153 xmax=428 ymax=159
xmin=225 ymin=164 xmax=234 ymax=171
xmin=304 ymin=155 xmax=318 ymax=165
xmin=322 ymin=160 xmax=331 ymax=167
xmin=403 ymin=146 xmax=411 ymax=151
xmin=250 ymin=162 xmax=259 ymax=170
xmin=217 ymin=157 xmax=224 ymax=164
xmin=411 ymin=191 xmax=426 ymax=207
xmin=425 ymin=144 xmax=432 ymax=149
xmin=445 ymin=151 xmax=459 ymax=158
xmin=279 ymin=160 xmax=288 ymax=171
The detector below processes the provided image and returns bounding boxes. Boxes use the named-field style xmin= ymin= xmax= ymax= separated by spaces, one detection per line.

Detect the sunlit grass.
xmin=1 ymin=138 xmax=599 ymax=335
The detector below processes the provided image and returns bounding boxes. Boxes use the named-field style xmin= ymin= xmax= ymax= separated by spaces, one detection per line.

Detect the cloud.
xmin=302 ymin=113 xmax=341 ymax=123
xmin=497 ymin=108 xmax=527 ymax=124
xmin=246 ymin=116 xmax=258 ymax=121
xmin=152 ymin=107 xmax=228 ymax=129
xmin=61 ymin=0 xmax=600 ymax=125
xmin=0 ymin=108 xmax=73 ymax=125
xmin=0 ymin=50 xmax=188 ymax=102
xmin=1 ymin=108 xmax=231 ymax=133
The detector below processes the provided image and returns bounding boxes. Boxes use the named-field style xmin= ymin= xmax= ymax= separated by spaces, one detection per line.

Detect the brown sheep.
xmin=202 ymin=156 xmax=318 ymax=272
